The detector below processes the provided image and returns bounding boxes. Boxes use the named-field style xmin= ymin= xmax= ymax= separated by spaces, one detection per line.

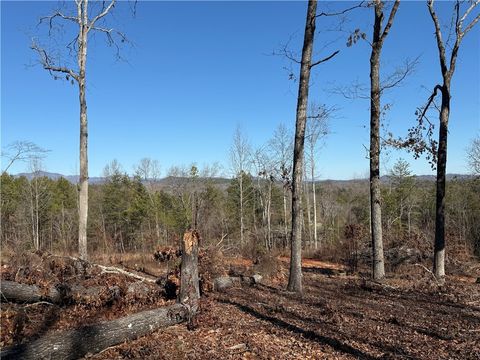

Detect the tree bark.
xmin=179 ymin=230 xmax=200 ymax=317
xmin=369 ymin=0 xmax=400 ymax=280
xmin=0 ymin=303 xmax=188 ymax=360
xmin=433 ymin=83 xmax=450 ymax=279
xmin=78 ymin=0 xmax=89 ymax=260
xmin=288 ymin=0 xmax=317 ymax=294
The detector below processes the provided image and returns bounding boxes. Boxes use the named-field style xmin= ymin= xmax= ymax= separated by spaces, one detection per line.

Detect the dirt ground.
xmin=1 ymin=254 xmax=479 ymax=359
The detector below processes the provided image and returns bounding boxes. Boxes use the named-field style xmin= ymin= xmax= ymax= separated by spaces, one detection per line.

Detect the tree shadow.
xmin=217 ymin=297 xmax=377 ymax=360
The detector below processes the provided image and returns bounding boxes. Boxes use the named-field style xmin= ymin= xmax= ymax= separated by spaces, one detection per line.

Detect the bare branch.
xmin=380 ymin=0 xmax=400 ymax=42
xmin=310 ymin=50 xmax=340 ymax=68
xmin=418 ymin=84 xmax=443 ymax=124
xmin=90 ymin=26 xmax=129 ymax=58
xmin=380 ymin=57 xmax=419 ymax=91
xmin=272 ymin=42 xmax=301 ymax=64
xmin=1 ymin=141 xmax=49 ymax=174
xmin=428 ymin=0 xmax=449 ymax=76
xmin=88 ymin=0 xmax=116 ymax=31
xmin=39 ymin=11 xmax=79 ymax=28
xmin=459 ymin=0 xmax=479 ymax=29
xmin=329 ymin=80 xmax=370 ymax=100
xmin=30 ymin=41 xmax=79 ymax=82
xmin=316 ymin=1 xmax=366 ymax=18
xmin=462 ymin=11 xmax=480 ymax=36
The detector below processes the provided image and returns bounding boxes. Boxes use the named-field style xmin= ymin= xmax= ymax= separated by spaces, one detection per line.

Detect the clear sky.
xmin=1 ymin=1 xmax=479 ymax=180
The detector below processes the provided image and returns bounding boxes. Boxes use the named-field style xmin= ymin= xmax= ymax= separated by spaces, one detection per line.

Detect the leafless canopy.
xmin=386 ymin=0 xmax=479 ymax=168
xmin=273 ymin=1 xmax=367 ymax=76
xmin=1 ymin=141 xmax=49 ymax=174
xmin=31 ymin=0 xmax=129 ymax=82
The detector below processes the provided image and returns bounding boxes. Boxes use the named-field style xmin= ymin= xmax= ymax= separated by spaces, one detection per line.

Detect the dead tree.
xmin=31 ymin=0 xmax=128 ymax=260
xmin=179 ymin=230 xmax=200 ymax=327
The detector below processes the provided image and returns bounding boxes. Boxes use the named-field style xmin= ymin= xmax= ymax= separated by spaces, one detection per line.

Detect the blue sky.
xmin=1 ymin=1 xmax=479 ymax=179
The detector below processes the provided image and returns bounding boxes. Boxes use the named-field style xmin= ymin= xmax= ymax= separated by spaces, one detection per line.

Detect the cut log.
xmin=0 ymin=303 xmax=189 ymax=360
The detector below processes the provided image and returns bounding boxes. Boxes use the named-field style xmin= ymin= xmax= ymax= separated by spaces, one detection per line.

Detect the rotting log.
xmin=0 ymin=303 xmax=189 ymax=360
xmin=178 ymin=230 xmax=200 ymax=328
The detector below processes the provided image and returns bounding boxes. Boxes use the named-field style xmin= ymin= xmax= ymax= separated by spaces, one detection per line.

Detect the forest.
xmin=1 ymin=0 xmax=479 ymax=359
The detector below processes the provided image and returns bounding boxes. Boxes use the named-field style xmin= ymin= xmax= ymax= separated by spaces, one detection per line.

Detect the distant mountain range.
xmin=11 ymin=171 xmax=475 ymax=185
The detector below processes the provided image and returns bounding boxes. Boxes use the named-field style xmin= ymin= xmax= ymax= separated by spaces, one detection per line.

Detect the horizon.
xmin=2 ymin=1 xmax=479 ymax=180
xmin=7 ymin=168 xmax=475 ymax=183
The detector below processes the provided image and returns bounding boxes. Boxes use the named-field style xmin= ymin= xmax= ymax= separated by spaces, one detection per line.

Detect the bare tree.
xmin=230 ymin=126 xmax=251 ymax=246
xmin=366 ymin=0 xmax=400 ymax=280
xmin=269 ymin=124 xmax=293 ymax=245
xmin=1 ymin=141 xmax=48 ymax=174
xmin=287 ymin=0 xmax=365 ymax=294
xmin=306 ymin=103 xmax=331 ymax=249
xmin=31 ymin=0 xmax=129 ymax=260
xmin=27 ymin=158 xmax=51 ymax=251
xmin=425 ymin=0 xmax=480 ymax=280
xmin=135 ymin=158 xmax=161 ymax=239
xmin=467 ymin=135 xmax=480 ymax=175
xmin=252 ymin=147 xmax=275 ymax=250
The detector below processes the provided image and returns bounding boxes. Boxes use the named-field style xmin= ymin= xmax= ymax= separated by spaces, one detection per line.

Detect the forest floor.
xmin=1 ymin=252 xmax=479 ymax=359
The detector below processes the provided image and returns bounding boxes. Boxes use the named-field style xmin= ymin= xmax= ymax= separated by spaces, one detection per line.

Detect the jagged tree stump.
xmin=179 ymin=229 xmax=200 ymax=328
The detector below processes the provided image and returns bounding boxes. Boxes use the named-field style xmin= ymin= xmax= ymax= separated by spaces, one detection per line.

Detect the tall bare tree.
xmin=306 ymin=103 xmax=330 ymax=249
xmin=467 ymin=135 xmax=480 ymax=175
xmin=269 ymin=124 xmax=293 ymax=244
xmin=426 ymin=0 xmax=479 ymax=280
xmin=368 ymin=0 xmax=400 ymax=280
xmin=230 ymin=126 xmax=251 ymax=246
xmin=287 ymin=0 xmax=364 ymax=293
xmin=32 ymin=0 xmax=127 ymax=259
xmin=135 ymin=158 xmax=162 ymax=239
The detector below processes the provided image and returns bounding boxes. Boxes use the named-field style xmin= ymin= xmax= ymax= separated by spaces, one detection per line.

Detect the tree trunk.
xmin=311 ymin=152 xmax=318 ymax=249
xmin=0 ymin=303 xmax=189 ymax=360
xmin=239 ymin=173 xmax=245 ymax=246
xmin=78 ymin=2 xmax=89 ymax=260
xmin=283 ymin=188 xmax=289 ymax=245
xmin=369 ymin=1 xmax=386 ymax=281
xmin=179 ymin=230 xmax=200 ymax=318
xmin=434 ymin=83 xmax=450 ymax=280
xmin=288 ymin=0 xmax=317 ymax=294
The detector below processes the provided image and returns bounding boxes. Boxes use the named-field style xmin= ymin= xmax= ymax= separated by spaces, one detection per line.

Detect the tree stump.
xmin=179 ymin=230 xmax=200 ymax=328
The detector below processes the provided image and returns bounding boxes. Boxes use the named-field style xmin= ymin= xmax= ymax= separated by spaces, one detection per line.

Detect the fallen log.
xmin=1 ymin=281 xmax=68 ymax=304
xmin=1 ymin=281 xmax=124 ymax=305
xmin=0 ymin=303 xmax=189 ymax=360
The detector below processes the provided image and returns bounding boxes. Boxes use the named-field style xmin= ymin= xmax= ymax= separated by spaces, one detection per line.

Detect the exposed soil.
xmin=1 ymin=253 xmax=479 ymax=359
